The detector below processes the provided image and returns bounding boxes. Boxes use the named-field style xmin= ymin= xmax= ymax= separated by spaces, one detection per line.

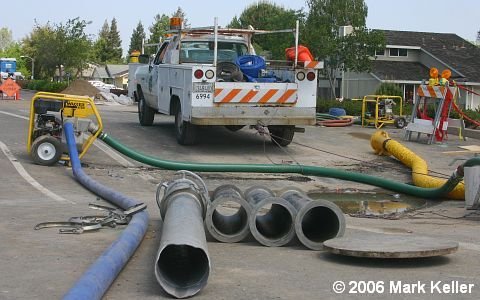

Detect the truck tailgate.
xmin=214 ymin=82 xmax=297 ymax=105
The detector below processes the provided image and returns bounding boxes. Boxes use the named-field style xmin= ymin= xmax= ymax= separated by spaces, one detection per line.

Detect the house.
xmin=92 ymin=64 xmax=129 ymax=89
xmin=341 ymin=30 xmax=480 ymax=110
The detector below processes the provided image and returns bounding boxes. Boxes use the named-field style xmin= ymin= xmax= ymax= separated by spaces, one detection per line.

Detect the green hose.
xmin=463 ymin=157 xmax=480 ymax=168
xmin=99 ymin=132 xmax=470 ymax=199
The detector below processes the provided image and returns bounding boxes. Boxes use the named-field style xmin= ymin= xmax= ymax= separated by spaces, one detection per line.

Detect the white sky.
xmin=1 ymin=0 xmax=478 ymax=54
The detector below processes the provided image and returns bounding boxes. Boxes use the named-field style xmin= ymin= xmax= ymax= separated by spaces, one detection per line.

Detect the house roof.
xmin=106 ymin=64 xmax=128 ymax=77
xmin=382 ymin=30 xmax=480 ymax=82
xmin=93 ymin=66 xmax=109 ymax=79
xmin=371 ymin=61 xmax=429 ymax=82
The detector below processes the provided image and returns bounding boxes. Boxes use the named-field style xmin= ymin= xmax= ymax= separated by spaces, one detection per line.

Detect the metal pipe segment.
xmin=245 ymin=186 xmax=296 ymax=247
xmin=280 ymin=188 xmax=345 ymax=250
xmin=205 ymin=184 xmax=251 ymax=243
xmin=155 ymin=172 xmax=210 ymax=298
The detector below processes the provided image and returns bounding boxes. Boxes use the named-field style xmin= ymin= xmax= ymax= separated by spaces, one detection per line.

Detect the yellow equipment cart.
xmin=27 ymin=92 xmax=103 ymax=165
xmin=361 ymin=95 xmax=406 ymax=129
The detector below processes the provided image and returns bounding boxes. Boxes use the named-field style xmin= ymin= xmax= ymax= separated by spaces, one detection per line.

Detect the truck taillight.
xmin=296 ymin=72 xmax=305 ymax=81
xmin=194 ymin=69 xmax=204 ymax=79
xmin=307 ymin=72 xmax=316 ymax=81
xmin=205 ymin=70 xmax=215 ymax=79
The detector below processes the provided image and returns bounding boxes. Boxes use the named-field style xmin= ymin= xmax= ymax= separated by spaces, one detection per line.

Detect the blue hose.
xmin=62 ymin=122 xmax=149 ymax=300
xmin=236 ymin=55 xmax=266 ymax=78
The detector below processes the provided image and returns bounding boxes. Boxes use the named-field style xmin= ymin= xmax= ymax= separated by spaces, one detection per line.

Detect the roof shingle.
xmin=382 ymin=30 xmax=480 ymax=82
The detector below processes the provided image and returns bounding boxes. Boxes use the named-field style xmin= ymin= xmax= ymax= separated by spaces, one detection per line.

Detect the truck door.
xmin=145 ymin=42 xmax=169 ymax=109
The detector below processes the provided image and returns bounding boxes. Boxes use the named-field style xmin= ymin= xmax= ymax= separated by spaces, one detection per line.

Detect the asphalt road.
xmin=0 ymin=91 xmax=479 ymax=299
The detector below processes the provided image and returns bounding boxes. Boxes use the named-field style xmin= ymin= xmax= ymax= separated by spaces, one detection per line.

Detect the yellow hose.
xmin=371 ymin=131 xmax=464 ymax=200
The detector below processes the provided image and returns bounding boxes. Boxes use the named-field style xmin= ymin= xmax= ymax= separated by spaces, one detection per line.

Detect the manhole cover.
xmin=324 ymin=232 xmax=458 ymax=258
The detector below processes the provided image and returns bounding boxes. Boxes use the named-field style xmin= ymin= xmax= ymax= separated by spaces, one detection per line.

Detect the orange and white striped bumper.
xmin=214 ymin=82 xmax=298 ymax=105
xmin=303 ymin=61 xmax=324 ymax=69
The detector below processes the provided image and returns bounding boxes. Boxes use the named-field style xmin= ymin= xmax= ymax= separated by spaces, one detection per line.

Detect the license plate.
xmin=193 ymin=82 xmax=214 ymax=93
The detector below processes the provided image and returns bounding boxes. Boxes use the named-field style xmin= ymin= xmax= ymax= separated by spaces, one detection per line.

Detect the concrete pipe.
xmin=205 ymin=184 xmax=251 ymax=243
xmin=155 ymin=171 xmax=210 ymax=298
xmin=245 ymin=186 xmax=296 ymax=247
xmin=280 ymin=188 xmax=345 ymax=250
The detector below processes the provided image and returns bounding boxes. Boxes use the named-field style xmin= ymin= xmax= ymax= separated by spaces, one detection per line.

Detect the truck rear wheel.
xmin=138 ymin=92 xmax=155 ymax=126
xmin=268 ymin=125 xmax=295 ymax=147
xmin=225 ymin=125 xmax=245 ymax=132
xmin=174 ymin=104 xmax=197 ymax=145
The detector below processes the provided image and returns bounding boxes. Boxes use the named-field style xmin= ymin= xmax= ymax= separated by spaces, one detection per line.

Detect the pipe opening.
xmin=301 ymin=206 xmax=340 ymax=242
xmin=157 ymin=245 xmax=209 ymax=289
xmin=255 ymin=204 xmax=293 ymax=240
xmin=212 ymin=201 xmax=248 ymax=235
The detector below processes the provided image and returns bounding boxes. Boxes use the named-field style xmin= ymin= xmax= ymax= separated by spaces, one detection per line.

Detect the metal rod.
xmin=294 ymin=20 xmax=299 ymax=68
xmin=213 ymin=17 xmax=218 ymax=67
xmin=205 ymin=184 xmax=251 ymax=243
xmin=245 ymin=186 xmax=296 ymax=247
xmin=280 ymin=188 xmax=345 ymax=250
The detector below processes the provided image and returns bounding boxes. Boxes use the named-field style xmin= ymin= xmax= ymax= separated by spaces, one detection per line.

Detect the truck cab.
xmin=132 ymin=19 xmax=321 ymax=146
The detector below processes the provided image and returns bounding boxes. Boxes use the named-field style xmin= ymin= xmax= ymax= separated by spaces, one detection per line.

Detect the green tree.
xmin=0 ymin=27 xmax=14 ymax=52
xmin=228 ymin=2 xmax=303 ymax=59
xmin=146 ymin=14 xmax=169 ymax=55
xmin=93 ymin=19 xmax=123 ymax=64
xmin=56 ymin=18 xmax=92 ymax=78
xmin=22 ymin=18 xmax=92 ymax=79
xmin=92 ymin=20 xmax=110 ymax=63
xmin=128 ymin=21 xmax=146 ymax=55
xmin=304 ymin=0 xmax=385 ymax=98
xmin=22 ymin=23 xmax=59 ymax=78
xmin=108 ymin=18 xmax=123 ymax=62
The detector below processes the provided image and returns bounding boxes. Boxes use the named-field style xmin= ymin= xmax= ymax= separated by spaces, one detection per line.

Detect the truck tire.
xmin=31 ymin=135 xmax=62 ymax=166
xmin=225 ymin=125 xmax=245 ymax=132
xmin=174 ymin=104 xmax=197 ymax=145
xmin=138 ymin=92 xmax=155 ymax=126
xmin=268 ymin=125 xmax=295 ymax=146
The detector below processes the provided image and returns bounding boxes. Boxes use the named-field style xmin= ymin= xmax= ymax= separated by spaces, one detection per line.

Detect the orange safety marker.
xmin=0 ymin=78 xmax=21 ymax=100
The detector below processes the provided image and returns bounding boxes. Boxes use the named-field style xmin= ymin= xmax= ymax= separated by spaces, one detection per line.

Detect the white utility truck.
xmin=131 ymin=18 xmax=322 ymax=145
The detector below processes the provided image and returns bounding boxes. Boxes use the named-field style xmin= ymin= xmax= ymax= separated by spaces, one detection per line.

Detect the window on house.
xmin=389 ymin=48 xmax=408 ymax=57
xmin=375 ymin=49 xmax=385 ymax=56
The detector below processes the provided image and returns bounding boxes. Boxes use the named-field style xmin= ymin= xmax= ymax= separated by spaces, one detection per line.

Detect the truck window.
xmin=154 ymin=42 xmax=170 ymax=65
xmin=180 ymin=41 xmax=248 ymax=64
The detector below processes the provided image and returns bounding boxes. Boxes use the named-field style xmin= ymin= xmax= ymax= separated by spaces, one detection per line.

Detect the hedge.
xmin=22 ymin=80 xmax=68 ymax=93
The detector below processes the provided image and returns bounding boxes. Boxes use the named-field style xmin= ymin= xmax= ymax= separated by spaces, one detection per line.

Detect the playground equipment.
xmin=361 ymin=95 xmax=406 ymax=129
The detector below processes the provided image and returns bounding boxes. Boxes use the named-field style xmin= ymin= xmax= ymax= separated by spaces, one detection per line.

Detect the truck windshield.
xmin=180 ymin=41 xmax=248 ymax=64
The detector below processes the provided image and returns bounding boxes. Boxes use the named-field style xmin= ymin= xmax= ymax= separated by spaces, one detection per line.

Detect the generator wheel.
xmin=268 ymin=125 xmax=295 ymax=146
xmin=31 ymin=135 xmax=62 ymax=166
xmin=394 ymin=117 xmax=407 ymax=129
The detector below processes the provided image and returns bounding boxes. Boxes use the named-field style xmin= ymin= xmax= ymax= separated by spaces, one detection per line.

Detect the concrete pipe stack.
xmin=204 ymin=184 xmax=346 ymax=250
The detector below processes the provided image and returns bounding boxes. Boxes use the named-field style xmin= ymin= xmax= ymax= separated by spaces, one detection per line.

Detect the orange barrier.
xmin=285 ymin=45 xmax=314 ymax=62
